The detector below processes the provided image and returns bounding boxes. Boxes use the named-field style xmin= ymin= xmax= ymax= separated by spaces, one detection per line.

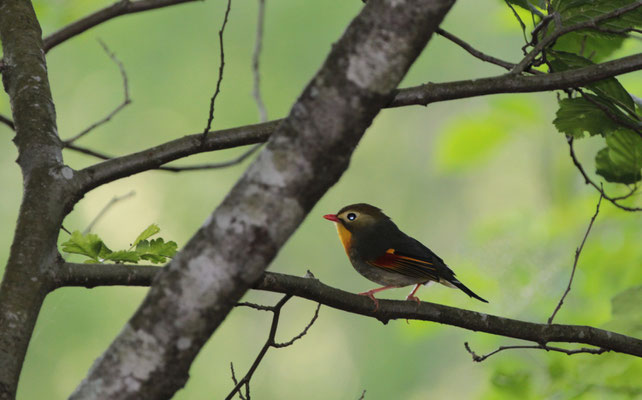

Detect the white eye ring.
xmin=347 ymin=213 xmax=357 ymax=221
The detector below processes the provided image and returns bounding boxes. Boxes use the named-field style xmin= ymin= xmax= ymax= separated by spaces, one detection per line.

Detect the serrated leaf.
xmin=549 ymin=51 xmax=635 ymax=112
xmin=62 ymin=231 xmax=112 ymax=262
xmin=595 ymin=130 xmax=642 ymax=184
xmin=132 ymin=224 xmax=161 ymax=247
xmin=104 ymin=250 xmax=141 ymax=264
xmin=135 ymin=238 xmax=178 ymax=264
xmin=552 ymin=0 xmax=642 ymax=60
xmin=553 ymin=97 xmax=621 ymax=138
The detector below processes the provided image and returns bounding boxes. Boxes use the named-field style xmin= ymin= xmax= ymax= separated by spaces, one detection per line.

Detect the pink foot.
xmin=358 ymin=291 xmax=380 ymax=311
xmin=405 ymin=294 xmax=421 ymax=305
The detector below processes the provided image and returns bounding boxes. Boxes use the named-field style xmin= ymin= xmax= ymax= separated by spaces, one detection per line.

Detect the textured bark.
xmin=57 ymin=265 xmax=642 ymax=358
xmin=69 ymin=0 xmax=456 ymax=398
xmin=0 ymin=1 xmax=69 ymax=398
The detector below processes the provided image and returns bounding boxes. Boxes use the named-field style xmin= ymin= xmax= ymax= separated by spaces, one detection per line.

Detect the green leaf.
xmin=595 ymin=130 xmax=642 ymax=184
xmin=61 ymin=231 xmax=112 ymax=262
xmin=548 ymin=51 xmax=635 ymax=113
xmin=553 ymin=97 xmax=621 ymax=138
xmin=104 ymin=250 xmax=141 ymax=264
xmin=552 ymin=0 xmax=642 ymax=60
xmin=132 ymin=224 xmax=161 ymax=247
xmin=135 ymin=238 xmax=178 ymax=264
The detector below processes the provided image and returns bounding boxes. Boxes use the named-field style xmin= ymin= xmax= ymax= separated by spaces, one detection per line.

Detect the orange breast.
xmin=334 ymin=222 xmax=352 ymax=256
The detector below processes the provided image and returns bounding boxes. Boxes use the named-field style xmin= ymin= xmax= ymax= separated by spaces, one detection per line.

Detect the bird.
xmin=323 ymin=203 xmax=487 ymax=310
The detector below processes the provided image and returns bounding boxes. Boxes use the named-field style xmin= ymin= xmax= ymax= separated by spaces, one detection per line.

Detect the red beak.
xmin=323 ymin=214 xmax=340 ymax=222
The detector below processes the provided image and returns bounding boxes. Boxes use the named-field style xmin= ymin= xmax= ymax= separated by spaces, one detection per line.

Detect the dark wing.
xmin=366 ymin=248 xmax=441 ymax=281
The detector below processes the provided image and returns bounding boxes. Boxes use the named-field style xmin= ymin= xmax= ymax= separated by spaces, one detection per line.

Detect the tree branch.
xmin=42 ymin=0 xmax=200 ymax=54
xmin=201 ymin=0 xmax=232 ymax=137
xmin=0 ymin=114 xmax=15 ymax=131
xmin=69 ymin=1 xmax=456 ymax=399
xmin=436 ymin=28 xmax=516 ymax=71
xmin=70 ymin=52 xmax=642 ymax=197
xmin=464 ymin=342 xmax=608 ymax=362
xmin=55 ymin=264 xmax=642 ymax=359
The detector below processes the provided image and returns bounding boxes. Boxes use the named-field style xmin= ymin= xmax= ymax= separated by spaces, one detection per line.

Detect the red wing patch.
xmin=367 ymin=248 xmax=440 ymax=281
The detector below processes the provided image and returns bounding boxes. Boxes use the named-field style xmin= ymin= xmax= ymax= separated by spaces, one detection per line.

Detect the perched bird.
xmin=323 ymin=203 xmax=487 ymax=309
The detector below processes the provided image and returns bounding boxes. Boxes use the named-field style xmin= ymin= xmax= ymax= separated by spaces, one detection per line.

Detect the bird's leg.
xmin=405 ymin=284 xmax=422 ymax=305
xmin=358 ymin=285 xmax=399 ymax=311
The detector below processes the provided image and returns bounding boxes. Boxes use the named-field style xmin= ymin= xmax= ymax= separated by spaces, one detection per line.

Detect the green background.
xmin=1 ymin=0 xmax=641 ymax=398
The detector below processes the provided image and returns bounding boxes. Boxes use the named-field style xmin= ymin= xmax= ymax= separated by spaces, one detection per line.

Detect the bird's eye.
xmin=347 ymin=213 xmax=357 ymax=221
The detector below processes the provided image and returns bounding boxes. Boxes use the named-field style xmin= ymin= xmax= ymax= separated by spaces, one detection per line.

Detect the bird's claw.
xmin=358 ymin=291 xmax=380 ymax=311
xmin=405 ymin=294 xmax=421 ymax=305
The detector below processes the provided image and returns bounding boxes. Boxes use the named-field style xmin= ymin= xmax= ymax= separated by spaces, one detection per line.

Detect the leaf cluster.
xmin=61 ymin=224 xmax=178 ymax=264
xmin=509 ymin=0 xmax=642 ymax=185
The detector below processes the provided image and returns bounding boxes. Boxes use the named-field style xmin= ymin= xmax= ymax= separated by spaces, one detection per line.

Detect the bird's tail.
xmin=448 ymin=278 xmax=488 ymax=303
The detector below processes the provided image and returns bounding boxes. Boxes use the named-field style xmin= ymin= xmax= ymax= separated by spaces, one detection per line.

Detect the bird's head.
xmin=323 ymin=203 xmax=390 ymax=232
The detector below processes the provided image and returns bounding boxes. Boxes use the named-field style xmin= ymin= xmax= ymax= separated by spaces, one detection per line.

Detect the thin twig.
xmin=0 ymin=114 xmax=15 ymax=130
xmin=226 ymin=296 xmax=321 ymax=400
xmin=273 ymin=302 xmax=321 ymax=348
xmin=567 ymin=137 xmax=642 ymax=212
xmin=436 ymin=29 xmax=517 ymax=71
xmin=229 ymin=363 xmax=247 ymax=400
xmin=504 ymin=0 xmax=528 ymax=45
xmin=83 ymin=191 xmax=136 ymax=234
xmin=357 ymin=390 xmax=366 ymax=400
xmin=252 ymin=0 xmax=268 ymax=123
xmin=225 ymin=295 xmax=292 ymax=400
xmin=548 ymin=191 xmax=603 ymax=324
xmin=464 ymin=342 xmax=608 ymax=362
xmin=201 ymin=0 xmax=232 ymax=139
xmin=64 ymin=40 xmax=131 ymax=144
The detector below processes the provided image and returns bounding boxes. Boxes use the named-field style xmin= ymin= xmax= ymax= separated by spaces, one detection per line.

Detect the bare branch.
xmin=548 ymin=191 xmax=603 ymax=324
xmin=229 ymin=363 xmax=247 ymax=400
xmin=504 ymin=0 xmax=528 ymax=45
xmin=56 ymin=264 xmax=642 ymax=359
xmin=391 ymin=52 xmax=642 ymax=107
xmin=252 ymin=0 xmax=268 ymax=123
xmin=567 ymin=137 xmax=642 ymax=212
xmin=436 ymin=28 xmax=517 ymax=71
xmin=225 ymin=294 xmax=292 ymax=400
xmin=66 ymin=142 xmax=261 ymax=172
xmin=464 ymin=342 xmax=608 ymax=362
xmin=358 ymin=390 xmax=366 ymax=400
xmin=0 ymin=114 xmax=15 ymax=130
xmin=83 ymin=191 xmax=136 ymax=234
xmin=201 ymin=0 xmax=232 ymax=137
xmin=71 ymin=52 xmax=642 ymax=196
xmin=64 ymin=40 xmax=131 ymax=145
xmin=273 ymin=302 xmax=321 ymax=348
xmin=42 ymin=0 xmax=200 ymax=53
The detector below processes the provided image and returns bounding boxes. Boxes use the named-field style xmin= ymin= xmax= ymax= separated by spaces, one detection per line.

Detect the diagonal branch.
xmin=54 ymin=264 xmax=642 ymax=359
xmin=69 ymin=1 xmax=456 ymax=399
xmin=0 ymin=114 xmax=15 ymax=130
xmin=548 ymin=191 xmax=603 ymax=324
xmin=436 ymin=28 xmax=516 ymax=71
xmin=42 ymin=0 xmax=200 ymax=54
xmin=64 ymin=40 xmax=131 ymax=145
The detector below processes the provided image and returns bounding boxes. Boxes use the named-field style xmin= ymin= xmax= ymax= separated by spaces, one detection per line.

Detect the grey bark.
xmin=69 ymin=0 xmax=456 ymax=398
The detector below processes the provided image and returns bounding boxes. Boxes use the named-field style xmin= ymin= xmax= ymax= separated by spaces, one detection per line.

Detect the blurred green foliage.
xmin=0 ymin=0 xmax=641 ymax=399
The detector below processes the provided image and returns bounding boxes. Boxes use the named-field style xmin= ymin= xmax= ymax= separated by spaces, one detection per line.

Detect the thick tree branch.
xmin=70 ymin=52 xmax=642 ymax=197
xmin=0 ymin=1 xmax=71 ymax=398
xmin=42 ymin=0 xmax=200 ymax=53
xmin=69 ymin=1 xmax=456 ymax=399
xmin=55 ymin=264 xmax=642 ymax=358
